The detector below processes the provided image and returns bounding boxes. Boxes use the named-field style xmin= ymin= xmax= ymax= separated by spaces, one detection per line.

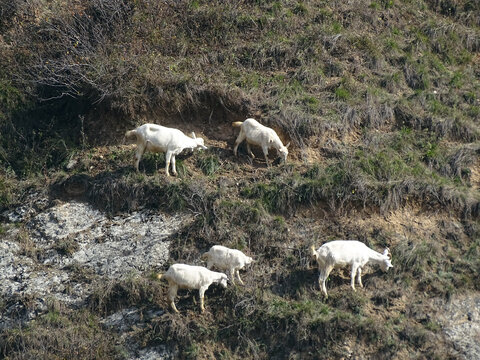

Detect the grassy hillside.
xmin=1 ymin=0 xmax=479 ymax=359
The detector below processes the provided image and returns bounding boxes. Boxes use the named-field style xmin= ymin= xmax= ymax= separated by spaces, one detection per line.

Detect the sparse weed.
xmin=450 ymin=70 xmax=464 ymax=88
xmin=164 ymin=182 xmax=189 ymax=211
xmin=0 ymin=174 xmax=16 ymax=209
xmin=335 ymin=86 xmax=350 ymax=101
xmin=53 ymin=237 xmax=80 ymax=256
xmin=197 ymin=154 xmax=221 ymax=176
xmin=138 ymin=152 xmax=166 ymax=174
xmin=404 ymin=61 xmax=430 ymax=90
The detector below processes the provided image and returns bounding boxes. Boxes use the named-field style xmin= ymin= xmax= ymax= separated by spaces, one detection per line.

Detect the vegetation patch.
xmin=1 ymin=0 xmax=479 ymax=358
xmin=0 ymin=309 xmax=124 ymax=359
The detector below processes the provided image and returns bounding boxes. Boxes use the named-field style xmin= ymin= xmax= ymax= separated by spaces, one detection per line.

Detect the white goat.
xmin=232 ymin=118 xmax=290 ymax=166
xmin=310 ymin=240 xmax=393 ymax=298
xmin=125 ymin=123 xmax=207 ymax=176
xmin=202 ymin=245 xmax=253 ymax=285
xmin=157 ymin=263 xmax=228 ymax=313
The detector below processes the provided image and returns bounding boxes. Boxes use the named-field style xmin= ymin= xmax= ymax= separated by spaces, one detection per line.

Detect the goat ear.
xmin=285 ymin=142 xmax=290 ymax=149
xmin=191 ymin=132 xmax=196 ymax=139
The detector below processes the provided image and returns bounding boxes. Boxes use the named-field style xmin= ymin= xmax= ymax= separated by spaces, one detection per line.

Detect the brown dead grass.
xmin=470 ymin=159 xmax=480 ymax=189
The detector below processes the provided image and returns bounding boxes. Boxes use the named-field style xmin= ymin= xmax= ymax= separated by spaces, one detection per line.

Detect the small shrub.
xmin=335 ymin=86 xmax=350 ymax=101
xmin=331 ymin=21 xmax=343 ymax=34
xmin=138 ymin=152 xmax=166 ymax=174
xmin=450 ymin=70 xmax=464 ymax=88
xmin=197 ymin=154 xmax=221 ymax=176
xmin=0 ymin=174 xmax=16 ymax=209
xmin=164 ymin=181 xmax=189 ymax=212
xmin=53 ymin=237 xmax=80 ymax=256
xmin=399 ymin=323 xmax=428 ymax=348
xmin=422 ymin=141 xmax=439 ymax=160
xmin=16 ymin=227 xmax=40 ymax=259
xmin=293 ymin=2 xmax=308 ymax=15
xmin=404 ymin=61 xmax=430 ymax=90
xmin=174 ymin=159 xmax=190 ymax=178
xmin=302 ymin=95 xmax=319 ymax=113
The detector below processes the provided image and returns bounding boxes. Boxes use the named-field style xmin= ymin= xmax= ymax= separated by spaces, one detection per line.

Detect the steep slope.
xmin=0 ymin=0 xmax=479 ymax=359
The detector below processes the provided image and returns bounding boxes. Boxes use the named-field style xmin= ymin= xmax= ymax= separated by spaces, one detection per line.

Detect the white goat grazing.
xmin=125 ymin=123 xmax=207 ymax=176
xmin=157 ymin=263 xmax=228 ymax=313
xmin=232 ymin=118 xmax=290 ymax=166
xmin=310 ymin=240 xmax=393 ymax=298
xmin=202 ymin=245 xmax=254 ymax=285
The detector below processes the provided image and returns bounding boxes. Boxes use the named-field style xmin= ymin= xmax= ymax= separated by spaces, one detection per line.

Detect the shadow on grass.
xmin=270 ymin=268 xmax=318 ymax=299
xmin=48 ymin=165 xmax=183 ymax=214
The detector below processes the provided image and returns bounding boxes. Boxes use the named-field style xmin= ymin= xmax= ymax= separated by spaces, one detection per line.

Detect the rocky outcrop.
xmin=26 ymin=201 xmax=187 ymax=277
xmin=436 ymin=295 xmax=480 ymax=360
xmin=0 ymin=198 xmax=190 ymax=358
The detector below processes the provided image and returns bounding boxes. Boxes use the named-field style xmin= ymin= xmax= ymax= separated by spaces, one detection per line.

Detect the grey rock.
xmin=0 ymin=199 xmax=190 ymax=342
xmin=131 ymin=346 xmax=176 ymax=360
xmin=101 ymin=307 xmax=164 ymax=333
xmin=26 ymin=201 xmax=189 ymax=277
xmin=436 ymin=295 xmax=480 ymax=360
xmin=101 ymin=307 xmax=173 ymax=359
xmin=66 ymin=158 xmax=78 ymax=170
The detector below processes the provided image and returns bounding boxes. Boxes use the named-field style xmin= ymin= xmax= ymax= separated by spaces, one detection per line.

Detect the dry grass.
xmin=1 ymin=0 xmax=480 ymax=358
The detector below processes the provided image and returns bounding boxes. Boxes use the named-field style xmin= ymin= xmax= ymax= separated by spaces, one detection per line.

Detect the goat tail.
xmin=124 ymin=129 xmax=137 ymax=141
xmin=310 ymin=244 xmax=318 ymax=258
xmin=231 ymin=121 xmax=243 ymax=128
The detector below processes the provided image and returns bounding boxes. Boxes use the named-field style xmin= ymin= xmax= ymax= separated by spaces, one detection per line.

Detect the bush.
xmin=197 ymin=154 xmax=221 ymax=176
